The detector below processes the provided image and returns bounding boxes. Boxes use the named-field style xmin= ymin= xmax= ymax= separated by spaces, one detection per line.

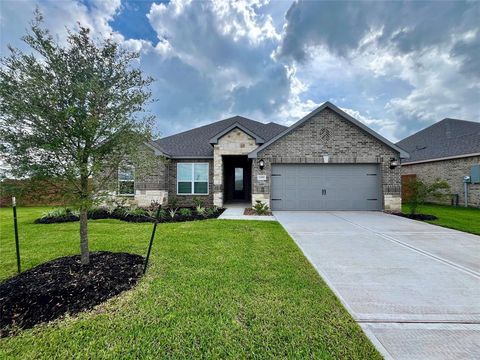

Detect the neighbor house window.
xmin=118 ymin=167 xmax=135 ymax=196
xmin=177 ymin=163 xmax=209 ymax=195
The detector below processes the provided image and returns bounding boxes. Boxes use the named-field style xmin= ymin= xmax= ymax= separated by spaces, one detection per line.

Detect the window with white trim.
xmin=177 ymin=163 xmax=209 ymax=195
xmin=118 ymin=167 xmax=135 ymax=196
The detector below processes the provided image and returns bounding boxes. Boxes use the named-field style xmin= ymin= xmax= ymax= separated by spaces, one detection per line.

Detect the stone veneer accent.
xmin=253 ymin=108 xmax=402 ymax=211
xmin=212 ymin=128 xmax=258 ymax=207
xmin=401 ymin=156 xmax=480 ymax=207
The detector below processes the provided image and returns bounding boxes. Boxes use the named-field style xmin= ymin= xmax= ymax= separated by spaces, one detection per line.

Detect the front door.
xmin=233 ymin=167 xmax=245 ymax=200
xmin=224 ymin=156 xmax=251 ymax=202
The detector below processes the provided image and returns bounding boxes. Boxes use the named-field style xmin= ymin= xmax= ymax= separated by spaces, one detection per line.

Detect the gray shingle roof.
xmin=396 ymin=118 xmax=480 ymax=163
xmin=154 ymin=116 xmax=287 ymax=158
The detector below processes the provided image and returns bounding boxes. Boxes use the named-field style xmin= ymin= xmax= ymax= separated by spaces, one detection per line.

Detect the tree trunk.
xmin=79 ymin=205 xmax=89 ymax=265
xmin=79 ymin=174 xmax=90 ymax=265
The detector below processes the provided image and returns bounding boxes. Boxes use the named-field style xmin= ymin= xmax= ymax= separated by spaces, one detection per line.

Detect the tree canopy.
xmin=0 ymin=12 xmax=156 ymax=264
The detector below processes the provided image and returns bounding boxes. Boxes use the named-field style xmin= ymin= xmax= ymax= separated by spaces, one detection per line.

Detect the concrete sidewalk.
xmin=274 ymin=211 xmax=480 ymax=360
xmin=218 ymin=203 xmax=276 ymax=221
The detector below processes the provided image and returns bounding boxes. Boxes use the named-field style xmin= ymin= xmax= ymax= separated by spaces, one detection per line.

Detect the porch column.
xmin=213 ymin=151 xmax=223 ymax=207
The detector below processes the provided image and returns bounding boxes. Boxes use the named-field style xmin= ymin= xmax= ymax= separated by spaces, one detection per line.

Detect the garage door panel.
xmin=271 ymin=164 xmax=381 ymax=211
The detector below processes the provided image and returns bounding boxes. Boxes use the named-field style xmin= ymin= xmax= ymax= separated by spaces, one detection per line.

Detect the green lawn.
xmin=0 ymin=207 xmax=380 ymax=359
xmin=402 ymin=203 xmax=480 ymax=235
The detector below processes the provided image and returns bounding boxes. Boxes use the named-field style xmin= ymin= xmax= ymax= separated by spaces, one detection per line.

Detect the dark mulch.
xmin=392 ymin=212 xmax=438 ymax=221
xmin=0 ymin=251 xmax=144 ymax=337
xmin=244 ymin=208 xmax=273 ymax=216
xmin=35 ymin=208 xmax=225 ymax=224
xmin=35 ymin=214 xmax=79 ymax=224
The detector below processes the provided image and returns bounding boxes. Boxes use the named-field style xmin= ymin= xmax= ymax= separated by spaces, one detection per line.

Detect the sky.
xmin=1 ymin=0 xmax=479 ymax=142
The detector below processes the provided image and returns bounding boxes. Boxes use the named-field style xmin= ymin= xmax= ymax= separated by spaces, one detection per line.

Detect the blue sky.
xmin=1 ymin=0 xmax=479 ymax=141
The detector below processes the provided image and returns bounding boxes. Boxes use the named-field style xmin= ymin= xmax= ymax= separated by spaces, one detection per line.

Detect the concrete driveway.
xmin=274 ymin=211 xmax=480 ymax=360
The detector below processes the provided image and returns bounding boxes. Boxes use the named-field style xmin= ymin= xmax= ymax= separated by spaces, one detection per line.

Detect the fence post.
xmin=12 ymin=197 xmax=21 ymax=273
xmin=143 ymin=205 xmax=162 ymax=274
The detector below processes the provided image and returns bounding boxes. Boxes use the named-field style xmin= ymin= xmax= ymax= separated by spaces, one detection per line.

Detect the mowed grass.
xmin=0 ymin=207 xmax=380 ymax=359
xmin=402 ymin=203 xmax=480 ymax=235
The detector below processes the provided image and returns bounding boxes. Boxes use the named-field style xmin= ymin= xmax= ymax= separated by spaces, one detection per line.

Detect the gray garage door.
xmin=271 ymin=164 xmax=382 ymax=211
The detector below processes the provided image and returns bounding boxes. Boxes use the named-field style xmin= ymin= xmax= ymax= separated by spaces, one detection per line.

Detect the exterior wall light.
xmin=259 ymin=159 xmax=265 ymax=170
xmin=389 ymin=157 xmax=399 ymax=169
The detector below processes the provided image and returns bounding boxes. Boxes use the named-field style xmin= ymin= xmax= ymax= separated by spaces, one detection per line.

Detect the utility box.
xmin=471 ymin=165 xmax=480 ymax=184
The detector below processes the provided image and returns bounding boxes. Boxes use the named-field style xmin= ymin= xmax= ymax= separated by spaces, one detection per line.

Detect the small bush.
xmin=253 ymin=200 xmax=269 ymax=215
xmin=87 ymin=207 xmax=110 ymax=219
xmin=127 ymin=208 xmax=149 ymax=217
xmin=405 ymin=179 xmax=450 ymax=215
xmin=205 ymin=207 xmax=217 ymax=217
xmin=36 ymin=207 xmax=78 ymax=224
xmin=179 ymin=208 xmax=192 ymax=217
xmin=158 ymin=209 xmax=168 ymax=219
xmin=196 ymin=206 xmax=206 ymax=216
xmin=192 ymin=197 xmax=204 ymax=208
xmin=168 ymin=208 xmax=178 ymax=219
xmin=41 ymin=207 xmax=69 ymax=219
xmin=168 ymin=196 xmax=178 ymax=209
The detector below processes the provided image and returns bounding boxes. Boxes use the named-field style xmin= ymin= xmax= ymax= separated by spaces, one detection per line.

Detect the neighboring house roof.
xmin=249 ymin=101 xmax=409 ymax=159
xmin=154 ymin=116 xmax=287 ymax=158
xmin=397 ymin=118 xmax=480 ymax=164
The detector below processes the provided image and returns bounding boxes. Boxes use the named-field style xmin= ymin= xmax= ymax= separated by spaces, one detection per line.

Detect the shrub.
xmin=36 ymin=207 xmax=78 ymax=224
xmin=87 ymin=207 xmax=110 ymax=219
xmin=253 ymin=200 xmax=269 ymax=215
xmin=195 ymin=205 xmax=206 ymax=216
xmin=192 ymin=197 xmax=204 ymax=208
xmin=158 ymin=209 xmax=167 ymax=219
xmin=179 ymin=208 xmax=192 ymax=217
xmin=127 ymin=208 xmax=149 ymax=217
xmin=41 ymin=207 xmax=69 ymax=218
xmin=205 ymin=207 xmax=217 ymax=217
xmin=145 ymin=201 xmax=161 ymax=217
xmin=168 ymin=196 xmax=178 ymax=209
xmin=405 ymin=179 xmax=450 ymax=215
xmin=168 ymin=208 xmax=177 ymax=219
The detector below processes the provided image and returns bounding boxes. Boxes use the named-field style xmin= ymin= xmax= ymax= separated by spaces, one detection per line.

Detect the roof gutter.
xmin=401 ymin=152 xmax=480 ymax=165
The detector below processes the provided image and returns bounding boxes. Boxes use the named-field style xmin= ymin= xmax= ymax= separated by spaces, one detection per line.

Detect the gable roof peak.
xmin=249 ymin=101 xmax=409 ymax=159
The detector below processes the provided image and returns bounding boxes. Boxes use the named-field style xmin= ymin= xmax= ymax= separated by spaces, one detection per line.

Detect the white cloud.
xmin=2 ymin=0 xmax=477 ymax=141
xmin=276 ymin=0 xmax=480 ymax=140
xmin=142 ymin=0 xmax=309 ymax=135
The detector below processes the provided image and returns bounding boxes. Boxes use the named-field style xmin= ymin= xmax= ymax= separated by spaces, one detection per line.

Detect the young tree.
xmin=0 ymin=12 xmax=155 ymax=264
xmin=405 ymin=178 xmax=450 ymax=215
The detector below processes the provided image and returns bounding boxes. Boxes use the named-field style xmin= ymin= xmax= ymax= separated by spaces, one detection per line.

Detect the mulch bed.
xmin=0 ymin=251 xmax=144 ymax=337
xmin=243 ymin=208 xmax=273 ymax=216
xmin=34 ymin=208 xmax=225 ymax=224
xmin=392 ymin=213 xmax=438 ymax=221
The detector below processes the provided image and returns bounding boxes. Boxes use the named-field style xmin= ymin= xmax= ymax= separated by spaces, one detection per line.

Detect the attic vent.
xmin=318 ymin=128 xmax=331 ymax=142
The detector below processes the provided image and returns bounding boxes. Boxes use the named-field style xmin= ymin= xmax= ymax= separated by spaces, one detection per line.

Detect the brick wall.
xmin=401 ymin=156 xmax=480 ymax=207
xmin=254 ymin=108 xmax=401 ymax=211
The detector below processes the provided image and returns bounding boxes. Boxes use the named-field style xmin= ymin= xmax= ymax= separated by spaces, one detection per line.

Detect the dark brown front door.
xmin=224 ymin=156 xmax=251 ymax=202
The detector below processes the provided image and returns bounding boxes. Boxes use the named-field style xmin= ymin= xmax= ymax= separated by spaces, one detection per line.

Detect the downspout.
xmin=463 ymin=176 xmax=471 ymax=207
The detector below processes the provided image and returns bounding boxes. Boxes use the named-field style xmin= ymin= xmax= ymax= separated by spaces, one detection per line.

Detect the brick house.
xmin=397 ymin=118 xmax=480 ymax=207
xmin=117 ymin=102 xmax=408 ymax=212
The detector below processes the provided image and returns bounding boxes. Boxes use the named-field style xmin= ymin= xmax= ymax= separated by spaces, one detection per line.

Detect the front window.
xmin=118 ymin=167 xmax=135 ymax=196
xmin=177 ymin=163 xmax=209 ymax=195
